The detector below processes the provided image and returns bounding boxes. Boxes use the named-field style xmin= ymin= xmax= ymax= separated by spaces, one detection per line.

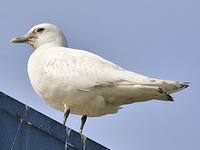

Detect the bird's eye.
xmin=36 ymin=28 xmax=45 ymax=32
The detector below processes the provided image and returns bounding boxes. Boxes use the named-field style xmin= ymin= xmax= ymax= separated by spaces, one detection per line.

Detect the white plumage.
xmin=10 ymin=23 xmax=189 ymax=132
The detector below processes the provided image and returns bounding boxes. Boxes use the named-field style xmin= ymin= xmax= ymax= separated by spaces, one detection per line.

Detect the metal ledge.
xmin=0 ymin=91 xmax=109 ymax=150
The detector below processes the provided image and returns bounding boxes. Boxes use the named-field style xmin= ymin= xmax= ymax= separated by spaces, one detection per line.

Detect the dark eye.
xmin=36 ymin=28 xmax=45 ymax=32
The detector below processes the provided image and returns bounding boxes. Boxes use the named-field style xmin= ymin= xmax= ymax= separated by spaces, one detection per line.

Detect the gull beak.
xmin=10 ymin=34 xmax=30 ymax=44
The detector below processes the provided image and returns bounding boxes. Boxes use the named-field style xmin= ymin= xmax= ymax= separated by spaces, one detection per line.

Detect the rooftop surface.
xmin=0 ymin=91 xmax=110 ymax=150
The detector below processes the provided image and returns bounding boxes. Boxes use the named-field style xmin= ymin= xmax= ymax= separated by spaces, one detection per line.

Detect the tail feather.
xmin=180 ymin=82 xmax=190 ymax=89
xmin=147 ymin=78 xmax=190 ymax=94
xmin=166 ymin=81 xmax=190 ymax=94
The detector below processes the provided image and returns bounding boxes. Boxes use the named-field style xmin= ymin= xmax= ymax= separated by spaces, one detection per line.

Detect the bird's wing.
xmin=40 ymin=47 xmax=144 ymax=88
xmin=41 ymin=47 xmax=188 ymax=93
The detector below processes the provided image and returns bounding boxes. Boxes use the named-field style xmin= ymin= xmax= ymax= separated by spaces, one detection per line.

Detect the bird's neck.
xmin=35 ymin=43 xmax=64 ymax=49
xmin=37 ymin=41 xmax=67 ymax=49
xmin=34 ymin=32 xmax=68 ymax=49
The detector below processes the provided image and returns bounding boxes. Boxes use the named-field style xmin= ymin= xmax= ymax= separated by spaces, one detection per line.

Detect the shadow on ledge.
xmin=0 ymin=91 xmax=110 ymax=150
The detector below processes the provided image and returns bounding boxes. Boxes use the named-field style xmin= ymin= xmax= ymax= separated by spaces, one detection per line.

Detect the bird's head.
xmin=10 ymin=23 xmax=68 ymax=49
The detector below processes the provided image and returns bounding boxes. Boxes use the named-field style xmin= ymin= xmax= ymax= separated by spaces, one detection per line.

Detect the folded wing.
xmin=41 ymin=47 xmax=188 ymax=103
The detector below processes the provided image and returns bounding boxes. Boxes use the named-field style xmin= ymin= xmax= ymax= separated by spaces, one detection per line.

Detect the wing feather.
xmin=40 ymin=47 xmax=187 ymax=94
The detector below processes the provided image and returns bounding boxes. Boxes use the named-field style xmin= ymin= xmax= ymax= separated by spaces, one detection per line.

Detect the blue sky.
xmin=0 ymin=0 xmax=199 ymax=149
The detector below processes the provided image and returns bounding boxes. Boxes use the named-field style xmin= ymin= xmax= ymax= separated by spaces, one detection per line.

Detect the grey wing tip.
xmin=180 ymin=82 xmax=190 ymax=89
xmin=158 ymin=87 xmax=174 ymax=101
xmin=168 ymin=95 xmax=174 ymax=101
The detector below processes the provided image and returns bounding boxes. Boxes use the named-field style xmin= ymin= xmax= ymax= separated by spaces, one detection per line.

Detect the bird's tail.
xmin=149 ymin=79 xmax=189 ymax=94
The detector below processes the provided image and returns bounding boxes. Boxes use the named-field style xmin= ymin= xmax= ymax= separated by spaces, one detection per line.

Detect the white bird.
xmin=10 ymin=23 xmax=189 ymax=134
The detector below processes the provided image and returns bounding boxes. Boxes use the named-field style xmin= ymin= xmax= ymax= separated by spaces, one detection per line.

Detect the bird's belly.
xmin=33 ymin=82 xmax=119 ymax=117
xmin=27 ymin=68 xmax=118 ymax=117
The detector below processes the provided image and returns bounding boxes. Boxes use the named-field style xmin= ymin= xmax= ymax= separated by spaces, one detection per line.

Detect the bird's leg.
xmin=63 ymin=104 xmax=70 ymax=125
xmin=80 ymin=115 xmax=87 ymax=134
